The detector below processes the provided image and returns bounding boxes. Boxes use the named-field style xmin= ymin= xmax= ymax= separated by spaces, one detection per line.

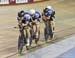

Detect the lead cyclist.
xmin=21 ymin=12 xmax=32 ymax=50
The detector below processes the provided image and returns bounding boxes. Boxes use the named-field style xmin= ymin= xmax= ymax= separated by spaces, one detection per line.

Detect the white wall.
xmin=0 ymin=0 xmax=9 ymax=4
xmin=16 ymin=0 xmax=28 ymax=3
xmin=34 ymin=0 xmax=42 ymax=2
xmin=0 ymin=0 xmax=43 ymax=5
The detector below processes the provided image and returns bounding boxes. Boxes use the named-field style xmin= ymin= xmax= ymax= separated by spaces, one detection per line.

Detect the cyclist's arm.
xmin=46 ymin=15 xmax=51 ymax=20
xmin=42 ymin=12 xmax=47 ymax=22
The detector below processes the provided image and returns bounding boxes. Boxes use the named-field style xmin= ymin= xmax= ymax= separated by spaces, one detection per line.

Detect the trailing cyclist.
xmin=42 ymin=6 xmax=55 ymax=41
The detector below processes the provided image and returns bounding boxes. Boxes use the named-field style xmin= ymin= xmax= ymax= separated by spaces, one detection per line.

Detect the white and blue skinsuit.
xmin=47 ymin=9 xmax=55 ymax=18
xmin=23 ymin=12 xmax=32 ymax=23
xmin=31 ymin=11 xmax=41 ymax=22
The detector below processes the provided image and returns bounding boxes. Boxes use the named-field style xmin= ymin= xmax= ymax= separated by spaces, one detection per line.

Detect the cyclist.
xmin=17 ymin=10 xmax=28 ymax=53
xmin=42 ymin=6 xmax=55 ymax=39
xmin=22 ymin=12 xmax=32 ymax=50
xmin=29 ymin=9 xmax=41 ymax=44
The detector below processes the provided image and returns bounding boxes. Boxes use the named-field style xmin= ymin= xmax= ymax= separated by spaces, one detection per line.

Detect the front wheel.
xmin=18 ymin=35 xmax=24 ymax=54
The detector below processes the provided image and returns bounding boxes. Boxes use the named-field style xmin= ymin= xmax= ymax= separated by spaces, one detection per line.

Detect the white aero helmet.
xmin=47 ymin=6 xmax=52 ymax=9
xmin=29 ymin=9 xmax=35 ymax=14
xmin=46 ymin=6 xmax=54 ymax=11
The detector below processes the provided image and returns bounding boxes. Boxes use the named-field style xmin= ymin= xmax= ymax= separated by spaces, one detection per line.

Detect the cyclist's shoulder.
xmin=35 ymin=11 xmax=41 ymax=15
xmin=24 ymin=12 xmax=30 ymax=15
xmin=24 ymin=12 xmax=31 ymax=16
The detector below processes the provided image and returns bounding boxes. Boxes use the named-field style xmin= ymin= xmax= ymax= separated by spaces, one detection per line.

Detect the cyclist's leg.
xmin=50 ymin=21 xmax=55 ymax=39
xmin=25 ymin=26 xmax=31 ymax=50
xmin=50 ymin=20 xmax=55 ymax=32
xmin=36 ymin=22 xmax=40 ymax=38
xmin=33 ymin=22 xmax=36 ymax=32
xmin=32 ymin=24 xmax=37 ymax=41
xmin=18 ymin=24 xmax=22 ymax=36
xmin=23 ymin=29 xmax=27 ymax=44
xmin=49 ymin=21 xmax=52 ymax=33
xmin=53 ymin=21 xmax=55 ymax=32
xmin=36 ymin=22 xmax=40 ymax=31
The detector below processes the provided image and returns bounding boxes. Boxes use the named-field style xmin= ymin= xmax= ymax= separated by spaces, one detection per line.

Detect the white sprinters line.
xmin=20 ymin=35 xmax=75 ymax=58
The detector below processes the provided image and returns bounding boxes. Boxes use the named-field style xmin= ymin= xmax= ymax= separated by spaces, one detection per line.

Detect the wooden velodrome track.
xmin=0 ymin=0 xmax=75 ymax=58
